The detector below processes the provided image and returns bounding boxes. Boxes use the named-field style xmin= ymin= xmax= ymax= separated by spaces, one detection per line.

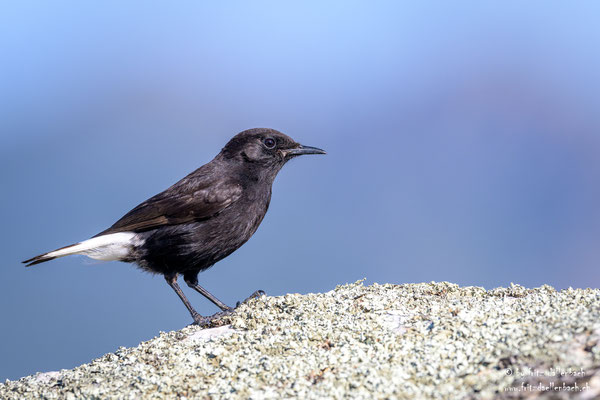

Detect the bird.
xmin=23 ymin=128 xmax=326 ymax=325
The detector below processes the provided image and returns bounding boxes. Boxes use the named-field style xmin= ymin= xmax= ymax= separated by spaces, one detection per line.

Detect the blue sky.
xmin=1 ymin=1 xmax=600 ymax=381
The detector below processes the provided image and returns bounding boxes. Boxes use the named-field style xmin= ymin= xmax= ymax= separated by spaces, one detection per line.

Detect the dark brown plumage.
xmin=23 ymin=128 xmax=326 ymax=325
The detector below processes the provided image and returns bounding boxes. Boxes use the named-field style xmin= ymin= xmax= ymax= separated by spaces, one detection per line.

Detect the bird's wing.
xmin=96 ymin=178 xmax=243 ymax=235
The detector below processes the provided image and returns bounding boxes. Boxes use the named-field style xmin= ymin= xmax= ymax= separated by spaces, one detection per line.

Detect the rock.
xmin=2 ymin=280 xmax=599 ymax=399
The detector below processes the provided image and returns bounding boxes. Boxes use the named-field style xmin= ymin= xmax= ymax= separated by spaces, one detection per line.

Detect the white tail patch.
xmin=46 ymin=232 xmax=141 ymax=261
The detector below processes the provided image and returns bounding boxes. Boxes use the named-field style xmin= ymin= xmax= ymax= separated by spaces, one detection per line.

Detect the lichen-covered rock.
xmin=2 ymin=281 xmax=600 ymax=399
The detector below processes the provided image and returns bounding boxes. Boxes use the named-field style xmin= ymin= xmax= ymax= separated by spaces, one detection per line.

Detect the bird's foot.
xmin=191 ymin=314 xmax=212 ymax=327
xmin=191 ymin=309 xmax=234 ymax=328
xmin=235 ymin=290 xmax=266 ymax=308
xmin=191 ymin=290 xmax=265 ymax=327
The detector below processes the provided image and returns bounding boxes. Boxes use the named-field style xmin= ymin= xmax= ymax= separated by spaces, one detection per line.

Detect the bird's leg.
xmin=184 ymin=273 xmax=266 ymax=311
xmin=164 ymin=274 xmax=211 ymax=325
xmin=183 ymin=274 xmax=233 ymax=312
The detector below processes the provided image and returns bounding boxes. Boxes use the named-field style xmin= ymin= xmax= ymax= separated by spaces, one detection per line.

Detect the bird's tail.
xmin=22 ymin=232 xmax=139 ymax=267
xmin=23 ymin=243 xmax=81 ymax=266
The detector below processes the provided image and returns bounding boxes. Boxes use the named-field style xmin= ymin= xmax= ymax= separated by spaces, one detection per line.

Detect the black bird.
xmin=23 ymin=128 xmax=326 ymax=325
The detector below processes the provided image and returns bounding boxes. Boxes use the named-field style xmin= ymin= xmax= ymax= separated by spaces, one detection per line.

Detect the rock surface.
xmin=2 ymin=281 xmax=600 ymax=399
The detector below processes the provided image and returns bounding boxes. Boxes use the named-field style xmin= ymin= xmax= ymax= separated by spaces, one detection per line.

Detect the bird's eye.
xmin=263 ymin=137 xmax=276 ymax=149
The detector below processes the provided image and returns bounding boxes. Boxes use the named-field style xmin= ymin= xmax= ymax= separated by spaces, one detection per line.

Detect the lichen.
xmin=2 ymin=280 xmax=599 ymax=399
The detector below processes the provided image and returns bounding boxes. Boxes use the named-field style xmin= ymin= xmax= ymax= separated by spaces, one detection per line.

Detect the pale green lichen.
xmin=2 ymin=281 xmax=600 ymax=399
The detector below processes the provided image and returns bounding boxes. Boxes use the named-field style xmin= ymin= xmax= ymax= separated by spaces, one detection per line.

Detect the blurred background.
xmin=1 ymin=1 xmax=599 ymax=381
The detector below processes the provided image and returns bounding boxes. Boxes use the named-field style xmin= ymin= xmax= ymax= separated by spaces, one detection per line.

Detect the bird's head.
xmin=219 ymin=128 xmax=326 ymax=181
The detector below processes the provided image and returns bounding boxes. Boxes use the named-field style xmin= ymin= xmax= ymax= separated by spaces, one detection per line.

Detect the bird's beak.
xmin=283 ymin=144 xmax=327 ymax=157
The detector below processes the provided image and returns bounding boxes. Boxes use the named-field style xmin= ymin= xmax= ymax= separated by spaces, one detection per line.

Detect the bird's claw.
xmin=191 ymin=290 xmax=265 ymax=326
xmin=191 ymin=309 xmax=234 ymax=328
xmin=235 ymin=289 xmax=266 ymax=308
